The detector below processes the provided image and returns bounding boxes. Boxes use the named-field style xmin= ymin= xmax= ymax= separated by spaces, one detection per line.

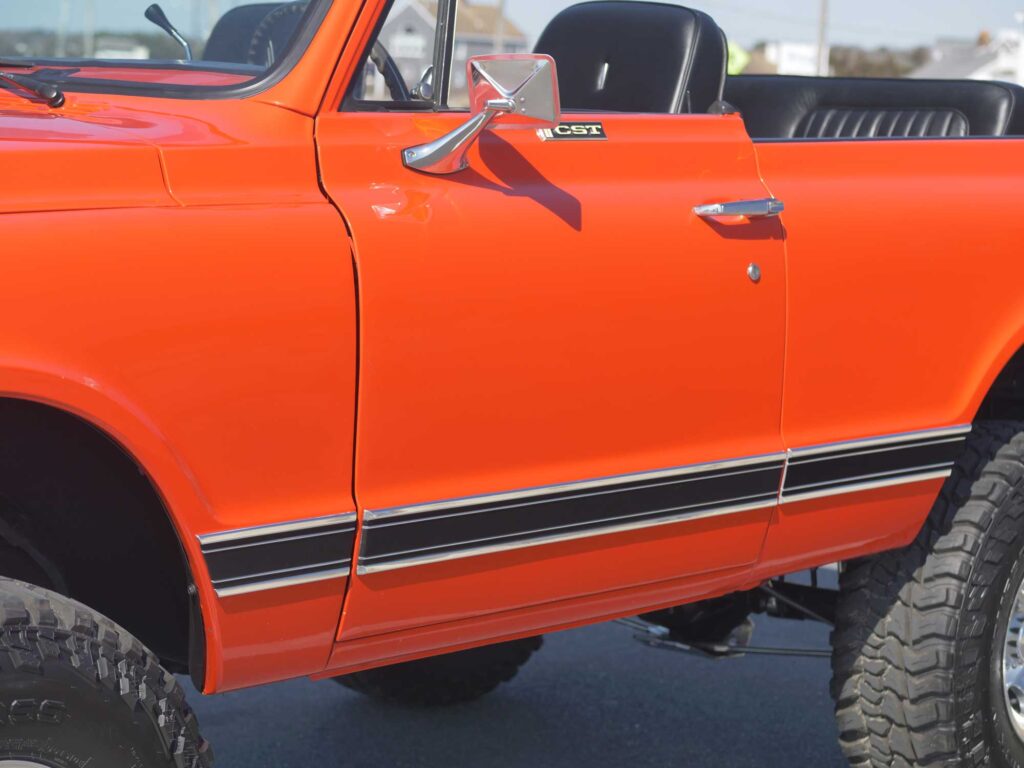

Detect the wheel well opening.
xmin=0 ymin=398 xmax=193 ymax=672
xmin=978 ymin=346 xmax=1024 ymax=422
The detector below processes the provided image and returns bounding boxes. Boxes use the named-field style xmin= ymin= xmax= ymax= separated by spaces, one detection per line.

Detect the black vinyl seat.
xmin=725 ymin=75 xmax=1024 ymax=139
xmin=203 ymin=3 xmax=279 ymax=64
xmin=534 ymin=1 xmax=728 ymax=114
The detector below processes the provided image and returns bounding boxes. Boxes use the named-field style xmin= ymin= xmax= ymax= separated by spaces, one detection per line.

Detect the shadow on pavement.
xmin=185 ymin=616 xmax=846 ymax=768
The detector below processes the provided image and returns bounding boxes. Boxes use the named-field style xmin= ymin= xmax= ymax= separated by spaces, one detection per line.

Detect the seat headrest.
xmin=534 ymin=1 xmax=728 ymax=114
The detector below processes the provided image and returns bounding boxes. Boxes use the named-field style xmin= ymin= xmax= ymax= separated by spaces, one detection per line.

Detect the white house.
xmin=761 ymin=41 xmax=827 ymax=77
xmin=911 ymin=30 xmax=1024 ymax=85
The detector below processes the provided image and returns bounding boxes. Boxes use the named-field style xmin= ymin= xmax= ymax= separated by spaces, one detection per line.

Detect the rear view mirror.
xmin=468 ymin=55 xmax=560 ymax=127
xmin=403 ymin=54 xmax=561 ymax=176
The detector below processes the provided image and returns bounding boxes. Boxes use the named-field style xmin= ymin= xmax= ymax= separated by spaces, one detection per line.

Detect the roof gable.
xmin=423 ymin=0 xmax=527 ymax=42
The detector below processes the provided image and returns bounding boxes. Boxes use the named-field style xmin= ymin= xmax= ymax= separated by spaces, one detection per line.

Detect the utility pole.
xmin=82 ymin=0 xmax=95 ymax=58
xmin=816 ymin=0 xmax=830 ymax=77
xmin=1016 ymin=11 xmax=1024 ymax=86
xmin=495 ymin=0 xmax=507 ymax=54
xmin=56 ymin=0 xmax=71 ymax=57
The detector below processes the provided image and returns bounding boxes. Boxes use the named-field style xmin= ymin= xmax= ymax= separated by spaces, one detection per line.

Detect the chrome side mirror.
xmin=411 ymin=65 xmax=434 ymax=101
xmin=403 ymin=54 xmax=561 ymax=175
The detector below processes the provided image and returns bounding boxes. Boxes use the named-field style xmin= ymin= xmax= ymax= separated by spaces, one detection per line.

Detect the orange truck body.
xmin=2 ymin=0 xmax=1018 ymax=693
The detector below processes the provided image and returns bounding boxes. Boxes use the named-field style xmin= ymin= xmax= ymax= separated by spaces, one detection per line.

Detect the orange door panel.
xmin=756 ymin=139 xmax=1024 ymax=448
xmin=754 ymin=138 xmax=1024 ymax=571
xmin=316 ymin=111 xmax=787 ymax=640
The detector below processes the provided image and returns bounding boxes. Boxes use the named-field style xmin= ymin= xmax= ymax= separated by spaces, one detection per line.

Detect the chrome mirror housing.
xmin=411 ymin=65 xmax=434 ymax=101
xmin=403 ymin=54 xmax=561 ymax=176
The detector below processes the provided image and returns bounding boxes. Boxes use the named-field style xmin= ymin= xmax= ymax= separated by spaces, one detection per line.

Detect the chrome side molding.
xmin=780 ymin=425 xmax=971 ymax=504
xmin=357 ymin=453 xmax=787 ymax=575
xmin=194 ymin=427 xmax=972 ymax=587
xmin=198 ymin=513 xmax=357 ymax=598
xmin=356 ymin=425 xmax=971 ymax=576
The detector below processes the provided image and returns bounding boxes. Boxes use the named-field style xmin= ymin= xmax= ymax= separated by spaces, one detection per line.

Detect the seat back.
xmin=795 ymin=106 xmax=968 ymax=139
xmin=725 ymin=75 xmax=1024 ymax=139
xmin=534 ymin=1 xmax=728 ymax=114
xmin=203 ymin=3 xmax=279 ymax=64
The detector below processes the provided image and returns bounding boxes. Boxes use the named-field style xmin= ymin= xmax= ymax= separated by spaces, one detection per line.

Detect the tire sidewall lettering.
xmin=0 ymin=698 xmax=68 ymax=727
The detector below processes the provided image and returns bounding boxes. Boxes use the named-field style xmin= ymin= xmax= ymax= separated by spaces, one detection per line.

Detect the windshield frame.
xmin=0 ymin=0 xmax=333 ymax=101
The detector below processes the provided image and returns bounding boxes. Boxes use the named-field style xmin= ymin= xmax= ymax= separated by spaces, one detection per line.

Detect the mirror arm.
xmin=403 ymin=98 xmax=515 ymax=175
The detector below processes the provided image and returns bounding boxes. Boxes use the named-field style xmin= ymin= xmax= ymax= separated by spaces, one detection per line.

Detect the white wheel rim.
xmin=1003 ymin=585 xmax=1024 ymax=742
xmin=0 ymin=762 xmax=52 ymax=767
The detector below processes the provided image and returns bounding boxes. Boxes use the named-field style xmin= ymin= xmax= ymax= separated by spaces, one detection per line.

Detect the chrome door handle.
xmin=693 ymin=198 xmax=785 ymax=218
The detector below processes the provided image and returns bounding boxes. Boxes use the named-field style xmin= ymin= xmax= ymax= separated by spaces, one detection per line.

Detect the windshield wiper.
xmin=0 ymin=71 xmax=65 ymax=107
xmin=0 ymin=59 xmax=38 ymax=69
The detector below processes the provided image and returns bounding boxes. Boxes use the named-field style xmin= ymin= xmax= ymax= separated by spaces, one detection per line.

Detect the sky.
xmin=4 ymin=0 xmax=1024 ymax=49
xmin=507 ymin=0 xmax=1024 ymax=48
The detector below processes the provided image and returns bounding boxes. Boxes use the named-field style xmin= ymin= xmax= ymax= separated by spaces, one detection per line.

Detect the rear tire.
xmin=334 ymin=636 xmax=542 ymax=707
xmin=0 ymin=578 xmax=212 ymax=768
xmin=831 ymin=422 xmax=1024 ymax=767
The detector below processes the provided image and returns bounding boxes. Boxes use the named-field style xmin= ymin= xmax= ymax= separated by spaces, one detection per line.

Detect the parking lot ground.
xmin=184 ymin=608 xmax=847 ymax=767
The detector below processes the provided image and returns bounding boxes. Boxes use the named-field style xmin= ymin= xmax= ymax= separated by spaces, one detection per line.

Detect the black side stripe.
xmin=199 ymin=514 xmax=357 ymax=597
xmin=356 ymin=426 xmax=971 ymax=575
xmin=781 ymin=428 xmax=970 ymax=502
xmin=358 ymin=457 xmax=786 ymax=574
xmin=195 ymin=428 xmax=972 ymax=586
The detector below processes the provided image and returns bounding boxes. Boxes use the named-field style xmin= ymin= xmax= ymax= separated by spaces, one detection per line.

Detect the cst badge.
xmin=538 ymin=122 xmax=607 ymax=141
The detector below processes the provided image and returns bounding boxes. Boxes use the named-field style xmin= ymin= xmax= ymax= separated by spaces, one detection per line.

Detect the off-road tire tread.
xmin=0 ymin=578 xmax=212 ymax=767
xmin=831 ymin=422 xmax=1024 ymax=767
xmin=336 ymin=636 xmax=543 ymax=707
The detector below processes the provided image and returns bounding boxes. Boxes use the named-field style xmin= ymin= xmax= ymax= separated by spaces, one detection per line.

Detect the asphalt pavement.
xmin=183 ymin=606 xmax=847 ymax=767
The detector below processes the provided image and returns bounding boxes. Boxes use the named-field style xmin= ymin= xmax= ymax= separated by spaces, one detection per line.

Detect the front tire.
xmin=0 ymin=578 xmax=212 ymax=768
xmin=831 ymin=422 xmax=1024 ymax=767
